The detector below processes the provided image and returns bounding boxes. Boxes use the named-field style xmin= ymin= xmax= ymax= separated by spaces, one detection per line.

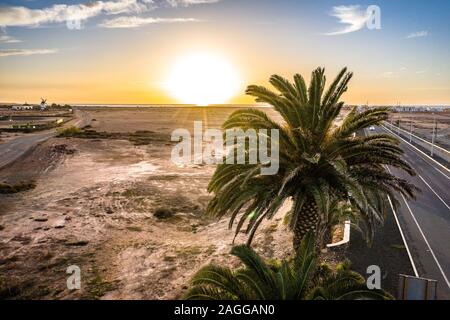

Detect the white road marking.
xmin=418 ymin=174 xmax=450 ymax=211
xmin=399 ymin=192 xmax=450 ymax=289
xmin=376 ymin=128 xmax=450 ymax=289
xmin=387 ymin=194 xmax=419 ymax=277
xmin=385 ymin=165 xmax=450 ymax=286
xmin=381 ymin=125 xmax=450 ymax=180
xmin=365 ymin=128 xmax=420 ymax=277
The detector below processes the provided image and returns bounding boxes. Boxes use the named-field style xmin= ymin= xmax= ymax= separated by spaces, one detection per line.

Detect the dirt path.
xmin=0 ymin=109 xmax=91 ymax=169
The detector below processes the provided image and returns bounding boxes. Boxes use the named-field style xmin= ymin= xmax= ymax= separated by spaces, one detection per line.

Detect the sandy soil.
xmin=0 ymin=107 xmax=294 ymax=300
xmin=389 ymin=112 xmax=450 ymax=150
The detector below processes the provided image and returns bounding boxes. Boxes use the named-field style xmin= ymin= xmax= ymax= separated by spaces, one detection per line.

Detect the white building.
xmin=12 ymin=105 xmax=34 ymax=111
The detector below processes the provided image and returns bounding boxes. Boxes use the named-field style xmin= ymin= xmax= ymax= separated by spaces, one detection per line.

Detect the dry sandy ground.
xmin=0 ymin=107 xmax=295 ymax=300
xmin=389 ymin=112 xmax=450 ymax=150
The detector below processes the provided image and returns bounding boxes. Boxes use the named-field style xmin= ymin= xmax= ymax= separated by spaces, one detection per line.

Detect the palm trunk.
xmin=292 ymin=195 xmax=320 ymax=251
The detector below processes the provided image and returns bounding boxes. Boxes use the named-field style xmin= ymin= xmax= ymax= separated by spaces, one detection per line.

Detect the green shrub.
xmin=57 ymin=126 xmax=81 ymax=137
xmin=0 ymin=181 xmax=36 ymax=194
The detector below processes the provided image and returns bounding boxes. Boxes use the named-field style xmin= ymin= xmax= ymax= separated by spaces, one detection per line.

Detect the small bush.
xmin=0 ymin=181 xmax=36 ymax=194
xmin=153 ymin=207 xmax=175 ymax=219
xmin=57 ymin=126 xmax=81 ymax=137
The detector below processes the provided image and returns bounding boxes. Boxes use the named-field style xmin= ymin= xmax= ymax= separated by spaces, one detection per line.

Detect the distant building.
xmin=12 ymin=105 xmax=33 ymax=111
xmin=391 ymin=106 xmax=447 ymax=113
xmin=355 ymin=105 xmax=449 ymax=113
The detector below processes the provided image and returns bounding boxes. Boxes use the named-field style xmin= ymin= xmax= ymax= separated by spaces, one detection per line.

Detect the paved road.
xmin=367 ymin=125 xmax=450 ymax=299
xmin=0 ymin=108 xmax=91 ymax=169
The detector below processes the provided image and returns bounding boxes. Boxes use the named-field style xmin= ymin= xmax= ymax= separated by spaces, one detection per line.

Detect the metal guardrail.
xmin=384 ymin=121 xmax=450 ymax=155
xmin=383 ymin=122 xmax=450 ymax=166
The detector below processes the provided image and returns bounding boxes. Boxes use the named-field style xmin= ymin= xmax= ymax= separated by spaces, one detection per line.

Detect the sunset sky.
xmin=0 ymin=0 xmax=449 ymax=105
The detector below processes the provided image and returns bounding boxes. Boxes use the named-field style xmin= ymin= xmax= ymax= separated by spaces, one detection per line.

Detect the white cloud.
xmin=0 ymin=0 xmax=221 ymax=28
xmin=415 ymin=70 xmax=427 ymax=74
xmin=99 ymin=16 xmax=198 ymax=28
xmin=0 ymin=48 xmax=58 ymax=57
xmin=166 ymin=0 xmax=220 ymax=7
xmin=324 ymin=5 xmax=370 ymax=35
xmin=406 ymin=31 xmax=428 ymax=39
xmin=0 ymin=34 xmax=21 ymax=43
xmin=0 ymin=0 xmax=154 ymax=27
xmin=379 ymin=71 xmax=399 ymax=79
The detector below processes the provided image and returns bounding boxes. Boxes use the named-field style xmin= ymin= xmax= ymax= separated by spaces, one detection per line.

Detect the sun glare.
xmin=164 ymin=53 xmax=241 ymax=105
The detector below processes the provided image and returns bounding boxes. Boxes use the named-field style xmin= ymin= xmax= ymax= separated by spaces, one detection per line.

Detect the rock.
xmin=65 ymin=240 xmax=89 ymax=246
xmin=51 ymin=144 xmax=76 ymax=155
xmin=33 ymin=217 xmax=48 ymax=222
xmin=53 ymin=219 xmax=66 ymax=228
xmin=105 ymin=208 xmax=114 ymax=214
xmin=153 ymin=207 xmax=175 ymax=219
xmin=11 ymin=235 xmax=31 ymax=244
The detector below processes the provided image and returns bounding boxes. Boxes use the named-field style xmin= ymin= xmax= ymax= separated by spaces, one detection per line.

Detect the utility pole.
xmin=409 ymin=108 xmax=413 ymax=142
xmin=431 ymin=116 xmax=437 ymax=157
xmin=410 ymin=118 xmax=413 ymax=142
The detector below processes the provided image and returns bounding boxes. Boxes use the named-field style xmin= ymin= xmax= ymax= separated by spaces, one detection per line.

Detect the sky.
xmin=0 ymin=0 xmax=449 ymax=105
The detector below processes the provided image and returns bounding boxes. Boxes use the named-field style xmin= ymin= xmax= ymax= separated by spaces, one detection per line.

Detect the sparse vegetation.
xmin=126 ymin=225 xmax=143 ymax=232
xmin=1 ymin=120 xmax=65 ymax=133
xmin=0 ymin=181 xmax=36 ymax=194
xmin=84 ymin=272 xmax=119 ymax=300
xmin=56 ymin=128 xmax=168 ymax=145
xmin=154 ymin=207 xmax=175 ymax=219
xmin=57 ymin=126 xmax=81 ymax=137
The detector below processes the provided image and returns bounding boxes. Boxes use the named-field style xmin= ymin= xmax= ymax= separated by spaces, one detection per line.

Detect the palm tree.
xmin=206 ymin=67 xmax=417 ymax=250
xmin=184 ymin=232 xmax=392 ymax=300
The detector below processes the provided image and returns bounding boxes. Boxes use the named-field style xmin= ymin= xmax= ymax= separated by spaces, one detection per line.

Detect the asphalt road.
xmin=368 ymin=125 xmax=450 ymax=299
xmin=0 ymin=108 xmax=91 ymax=170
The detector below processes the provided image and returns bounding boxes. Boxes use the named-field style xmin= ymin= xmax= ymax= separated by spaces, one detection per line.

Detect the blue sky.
xmin=0 ymin=0 xmax=449 ymax=104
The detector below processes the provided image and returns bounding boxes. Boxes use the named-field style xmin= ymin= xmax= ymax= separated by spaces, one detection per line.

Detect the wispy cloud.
xmin=415 ymin=70 xmax=427 ymax=74
xmin=379 ymin=66 xmax=410 ymax=78
xmin=99 ymin=16 xmax=199 ymax=28
xmin=166 ymin=0 xmax=220 ymax=7
xmin=0 ymin=48 xmax=58 ymax=57
xmin=406 ymin=31 xmax=428 ymax=39
xmin=379 ymin=71 xmax=399 ymax=79
xmin=0 ymin=0 xmax=155 ymax=28
xmin=324 ymin=5 xmax=370 ymax=35
xmin=0 ymin=34 xmax=21 ymax=43
xmin=0 ymin=0 xmax=220 ymax=28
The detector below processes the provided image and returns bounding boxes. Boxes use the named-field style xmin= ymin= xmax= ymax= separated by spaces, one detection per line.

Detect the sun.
xmin=164 ymin=53 xmax=241 ymax=105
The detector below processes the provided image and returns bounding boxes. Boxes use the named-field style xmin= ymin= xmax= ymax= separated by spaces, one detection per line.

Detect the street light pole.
xmin=410 ymin=119 xmax=413 ymax=142
xmin=431 ymin=116 xmax=437 ymax=157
